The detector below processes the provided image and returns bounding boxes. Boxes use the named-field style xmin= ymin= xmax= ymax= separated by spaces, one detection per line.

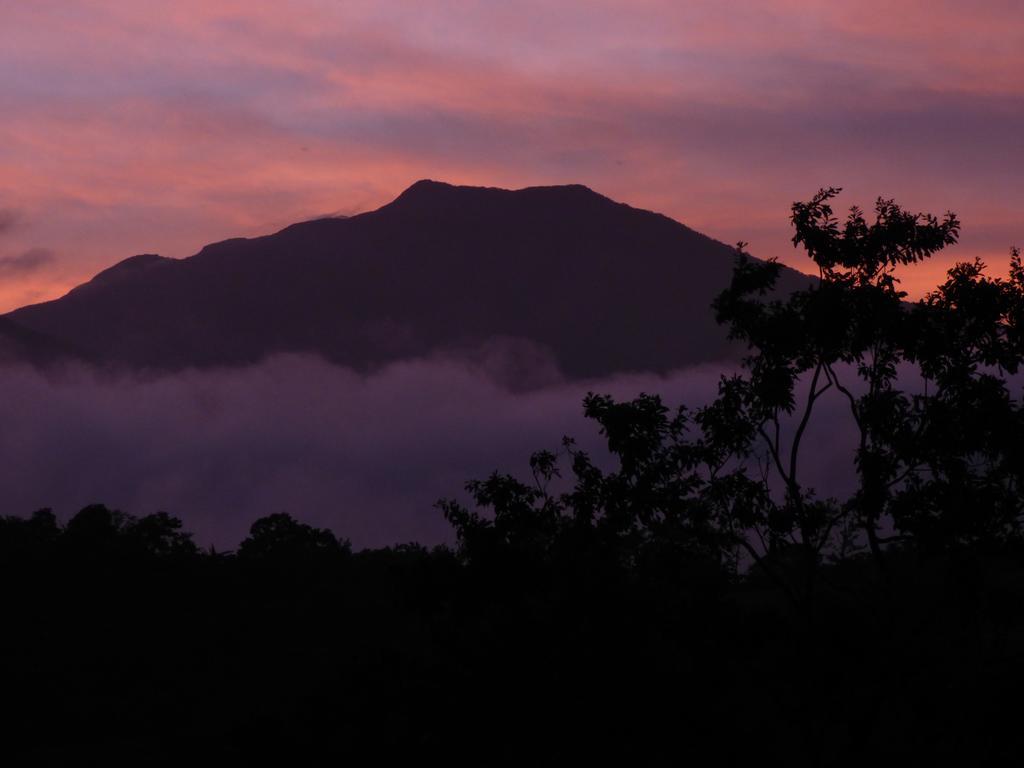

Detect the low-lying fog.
xmin=0 ymin=352 xmax=863 ymax=549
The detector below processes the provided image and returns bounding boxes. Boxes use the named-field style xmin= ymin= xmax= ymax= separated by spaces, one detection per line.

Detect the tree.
xmin=0 ymin=508 xmax=60 ymax=560
xmin=443 ymin=187 xmax=1024 ymax=602
xmin=716 ymin=189 xmax=1024 ymax=572
xmin=238 ymin=512 xmax=349 ymax=560
xmin=61 ymin=504 xmax=198 ymax=558
xmin=710 ymin=189 xmax=960 ymax=576
xmin=123 ymin=511 xmax=198 ymax=557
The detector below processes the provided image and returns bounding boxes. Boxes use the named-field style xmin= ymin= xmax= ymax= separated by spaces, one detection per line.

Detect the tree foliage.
xmin=444 ymin=188 xmax=1024 ymax=602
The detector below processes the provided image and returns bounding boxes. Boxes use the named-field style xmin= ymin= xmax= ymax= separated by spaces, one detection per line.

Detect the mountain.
xmin=0 ymin=316 xmax=82 ymax=366
xmin=5 ymin=181 xmax=813 ymax=380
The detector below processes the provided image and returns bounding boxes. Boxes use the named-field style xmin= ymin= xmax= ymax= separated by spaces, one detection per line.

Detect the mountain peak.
xmin=392 ymin=179 xmax=458 ymax=204
xmin=403 ymin=178 xmax=455 ymax=193
xmin=389 ymin=179 xmax=615 ymax=216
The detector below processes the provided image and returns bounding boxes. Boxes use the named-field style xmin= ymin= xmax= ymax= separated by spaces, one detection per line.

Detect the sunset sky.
xmin=0 ymin=1 xmax=1021 ymax=311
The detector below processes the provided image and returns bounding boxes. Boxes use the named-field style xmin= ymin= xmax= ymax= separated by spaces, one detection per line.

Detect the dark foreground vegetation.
xmin=3 ymin=190 xmax=1024 ymax=765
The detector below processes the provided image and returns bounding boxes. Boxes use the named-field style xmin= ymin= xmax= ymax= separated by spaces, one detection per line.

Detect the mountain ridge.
xmin=4 ymin=180 xmax=814 ymax=380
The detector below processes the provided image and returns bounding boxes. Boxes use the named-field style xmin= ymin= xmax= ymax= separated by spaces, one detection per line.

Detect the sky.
xmin=0 ymin=0 xmax=1021 ymax=311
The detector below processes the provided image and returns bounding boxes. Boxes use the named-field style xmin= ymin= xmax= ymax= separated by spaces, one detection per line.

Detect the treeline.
xmin=2 ymin=503 xmax=1021 ymax=764
xmin=4 ymin=189 xmax=1024 ymax=764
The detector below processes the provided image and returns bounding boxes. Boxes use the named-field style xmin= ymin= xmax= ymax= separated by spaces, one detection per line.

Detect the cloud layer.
xmin=0 ymin=354 xmax=866 ymax=550
xmin=0 ymin=1 xmax=1020 ymax=309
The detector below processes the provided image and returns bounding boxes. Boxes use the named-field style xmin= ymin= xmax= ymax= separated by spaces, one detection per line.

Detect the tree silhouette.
xmin=715 ymin=190 xmax=1024 ymax=578
xmin=58 ymin=503 xmax=198 ymax=559
xmin=430 ymin=190 xmax=1024 ymax=762
xmin=238 ymin=512 xmax=349 ymax=560
xmin=445 ymin=188 xmax=1024 ymax=603
xmin=706 ymin=189 xmax=963 ymax=584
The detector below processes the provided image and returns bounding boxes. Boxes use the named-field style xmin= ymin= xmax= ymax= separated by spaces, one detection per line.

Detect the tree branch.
xmin=789 ymin=363 xmax=831 ymax=488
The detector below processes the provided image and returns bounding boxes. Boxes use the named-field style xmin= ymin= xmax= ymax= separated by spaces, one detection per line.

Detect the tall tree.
xmin=444 ymin=187 xmax=1024 ymax=601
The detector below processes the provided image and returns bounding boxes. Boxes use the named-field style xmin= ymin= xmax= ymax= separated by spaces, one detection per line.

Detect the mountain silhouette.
xmin=0 ymin=315 xmax=81 ymax=366
xmin=5 ymin=181 xmax=813 ymax=380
